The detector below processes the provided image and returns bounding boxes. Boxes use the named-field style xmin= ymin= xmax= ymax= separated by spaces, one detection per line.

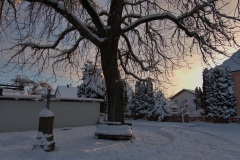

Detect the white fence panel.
xmin=0 ymin=100 xmax=100 ymax=132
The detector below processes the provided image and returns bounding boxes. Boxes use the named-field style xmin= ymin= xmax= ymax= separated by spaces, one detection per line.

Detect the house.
xmin=218 ymin=50 xmax=240 ymax=116
xmin=55 ymin=85 xmax=78 ymax=99
xmin=169 ymin=89 xmax=196 ymax=110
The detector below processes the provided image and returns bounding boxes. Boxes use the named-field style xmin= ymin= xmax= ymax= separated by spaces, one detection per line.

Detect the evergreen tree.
xmin=198 ymin=87 xmax=205 ymax=111
xmin=77 ymin=62 xmax=106 ymax=99
xmin=195 ymin=87 xmax=200 ymax=110
xmin=148 ymin=91 xmax=171 ymax=121
xmin=145 ymin=79 xmax=155 ymax=111
xmin=202 ymin=68 xmax=213 ymax=115
xmin=203 ymin=67 xmax=236 ymax=118
xmin=132 ymin=81 xmax=146 ymax=116
xmin=123 ymin=81 xmax=133 ymax=116
xmin=195 ymin=87 xmax=204 ymax=110
xmin=132 ymin=79 xmax=155 ymax=117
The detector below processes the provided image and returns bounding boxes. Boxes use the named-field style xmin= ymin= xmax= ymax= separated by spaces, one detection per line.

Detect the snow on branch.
xmin=124 ymin=0 xmax=148 ymax=6
xmin=82 ymin=0 xmax=105 ymax=36
xmin=122 ymin=0 xmax=219 ymax=33
xmin=121 ymin=0 xmax=238 ymax=63
xmin=98 ymin=10 xmax=109 ymax=17
xmin=176 ymin=0 xmax=218 ymax=21
xmin=122 ymin=12 xmax=179 ymax=33
xmin=25 ymin=0 xmax=104 ymax=46
xmin=122 ymin=13 xmax=142 ymax=22
xmin=17 ymin=26 xmax=76 ymax=50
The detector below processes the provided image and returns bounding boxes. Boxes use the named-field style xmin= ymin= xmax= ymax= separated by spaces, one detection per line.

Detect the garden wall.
xmin=162 ymin=116 xmax=240 ymax=123
xmin=129 ymin=114 xmax=240 ymax=123
xmin=0 ymin=99 xmax=101 ymax=132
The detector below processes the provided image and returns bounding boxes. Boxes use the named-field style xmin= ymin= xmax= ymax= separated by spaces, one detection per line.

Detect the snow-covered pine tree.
xmin=195 ymin=87 xmax=200 ymax=109
xmin=202 ymin=68 xmax=213 ymax=115
xmin=145 ymin=79 xmax=155 ymax=111
xmin=148 ymin=91 xmax=171 ymax=121
xmin=195 ymin=87 xmax=204 ymax=110
xmin=77 ymin=62 xmax=106 ymax=99
xmin=123 ymin=81 xmax=133 ymax=117
xmin=132 ymin=81 xmax=146 ymax=117
xmin=199 ymin=87 xmax=205 ymax=112
xmin=132 ymin=79 xmax=155 ymax=118
xmin=203 ymin=67 xmax=236 ymax=118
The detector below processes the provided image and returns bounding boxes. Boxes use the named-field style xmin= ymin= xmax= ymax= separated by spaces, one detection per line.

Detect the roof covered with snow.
xmin=218 ymin=49 xmax=240 ymax=72
xmin=55 ymin=85 xmax=78 ymax=99
xmin=169 ymin=89 xmax=195 ymax=100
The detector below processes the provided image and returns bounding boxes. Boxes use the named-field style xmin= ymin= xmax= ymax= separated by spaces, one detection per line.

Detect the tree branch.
xmin=53 ymin=36 xmax=84 ymax=59
xmin=122 ymin=0 xmax=219 ymax=33
xmin=0 ymin=0 xmax=4 ymax=20
xmin=121 ymin=33 xmax=149 ymax=71
xmin=18 ymin=26 xmax=76 ymax=50
xmin=81 ymin=0 xmax=105 ymax=36
xmin=124 ymin=0 xmax=148 ymax=6
xmin=25 ymin=0 xmax=104 ymax=46
xmin=122 ymin=13 xmax=142 ymax=22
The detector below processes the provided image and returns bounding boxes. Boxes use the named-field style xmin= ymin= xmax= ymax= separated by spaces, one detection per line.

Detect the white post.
xmin=182 ymin=107 xmax=189 ymax=123
xmin=182 ymin=108 xmax=185 ymax=123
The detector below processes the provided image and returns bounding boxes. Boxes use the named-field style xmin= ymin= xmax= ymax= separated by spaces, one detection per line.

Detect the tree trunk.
xmin=100 ymin=45 xmax=124 ymax=123
xmin=100 ymin=0 xmax=125 ymax=123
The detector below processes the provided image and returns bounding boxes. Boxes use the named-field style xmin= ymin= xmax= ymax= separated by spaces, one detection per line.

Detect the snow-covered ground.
xmin=0 ymin=120 xmax=239 ymax=160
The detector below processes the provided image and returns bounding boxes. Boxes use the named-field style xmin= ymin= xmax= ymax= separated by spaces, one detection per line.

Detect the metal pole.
xmin=46 ymin=89 xmax=51 ymax=109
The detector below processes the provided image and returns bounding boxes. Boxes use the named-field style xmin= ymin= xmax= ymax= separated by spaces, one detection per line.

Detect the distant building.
xmin=169 ymin=89 xmax=196 ymax=110
xmin=218 ymin=49 xmax=240 ymax=116
xmin=55 ymin=85 xmax=78 ymax=99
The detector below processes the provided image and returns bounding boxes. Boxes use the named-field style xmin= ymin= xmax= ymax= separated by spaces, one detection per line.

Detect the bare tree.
xmin=1 ymin=0 xmax=240 ymax=122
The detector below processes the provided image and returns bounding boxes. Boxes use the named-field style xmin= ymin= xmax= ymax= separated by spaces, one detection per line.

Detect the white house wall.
xmin=171 ymin=91 xmax=196 ymax=109
xmin=0 ymin=100 xmax=100 ymax=132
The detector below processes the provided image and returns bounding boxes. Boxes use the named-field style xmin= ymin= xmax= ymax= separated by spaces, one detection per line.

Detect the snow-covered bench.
xmin=95 ymin=122 xmax=133 ymax=140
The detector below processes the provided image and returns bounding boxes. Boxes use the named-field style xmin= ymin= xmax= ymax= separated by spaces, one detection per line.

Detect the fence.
xmin=0 ymin=97 xmax=102 ymax=132
xmin=163 ymin=116 xmax=240 ymax=123
xmin=130 ymin=113 xmax=240 ymax=123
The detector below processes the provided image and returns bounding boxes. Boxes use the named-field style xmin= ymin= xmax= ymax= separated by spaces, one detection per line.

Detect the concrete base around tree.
xmin=95 ymin=122 xmax=133 ymax=140
xmin=0 ymin=100 xmax=101 ymax=132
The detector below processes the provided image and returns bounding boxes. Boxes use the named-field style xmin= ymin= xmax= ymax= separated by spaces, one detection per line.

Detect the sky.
xmin=167 ymin=56 xmax=205 ymax=97
xmin=0 ymin=50 xmax=236 ymax=98
xmin=0 ymin=1 xmax=239 ymax=98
